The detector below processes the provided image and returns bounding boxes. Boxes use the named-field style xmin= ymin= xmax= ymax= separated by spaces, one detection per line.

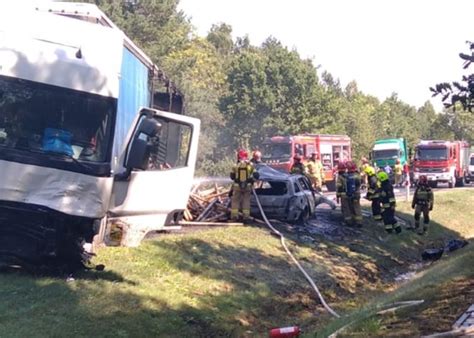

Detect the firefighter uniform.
xmin=364 ymin=166 xmax=382 ymax=223
xmin=307 ymin=154 xmax=324 ymax=191
xmin=230 ymin=156 xmax=258 ymax=221
xmin=378 ymin=171 xmax=401 ymax=233
xmin=335 ymin=162 xmax=352 ymax=225
xmin=412 ymin=177 xmax=434 ymax=234
xmin=394 ymin=160 xmax=403 ymax=187
xmin=345 ymin=162 xmax=363 ymax=227
xmin=290 ymin=158 xmax=306 ymax=175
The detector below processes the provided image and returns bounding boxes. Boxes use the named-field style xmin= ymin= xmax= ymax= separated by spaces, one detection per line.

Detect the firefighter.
xmin=360 ymin=157 xmax=370 ymax=190
xmin=306 ymin=152 xmax=324 ymax=192
xmin=412 ymin=175 xmax=434 ymax=234
xmin=230 ymin=149 xmax=259 ymax=221
xmin=250 ymin=150 xmax=264 ymax=168
xmin=394 ymin=159 xmax=403 ymax=187
xmin=346 ymin=161 xmax=363 ymax=227
xmin=378 ymin=171 xmax=401 ymax=233
xmin=290 ymin=154 xmax=306 ymax=175
xmin=336 ymin=161 xmax=352 ymax=226
xmin=364 ymin=165 xmax=383 ymax=224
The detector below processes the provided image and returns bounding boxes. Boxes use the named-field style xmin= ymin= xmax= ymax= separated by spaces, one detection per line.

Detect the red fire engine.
xmin=261 ymin=134 xmax=351 ymax=191
xmin=413 ymin=140 xmax=470 ymax=188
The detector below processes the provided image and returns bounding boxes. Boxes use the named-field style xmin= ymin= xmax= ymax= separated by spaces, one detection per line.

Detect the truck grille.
xmin=423 ymin=168 xmax=443 ymax=173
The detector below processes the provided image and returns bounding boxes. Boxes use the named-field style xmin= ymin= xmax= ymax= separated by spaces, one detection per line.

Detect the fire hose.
xmin=252 ymin=189 xmax=340 ymax=318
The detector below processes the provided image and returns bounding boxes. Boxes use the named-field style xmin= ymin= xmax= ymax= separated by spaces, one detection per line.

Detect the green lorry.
xmin=371 ymin=138 xmax=409 ymax=168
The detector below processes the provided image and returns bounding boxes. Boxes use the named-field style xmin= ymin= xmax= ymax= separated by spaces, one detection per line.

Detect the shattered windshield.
xmin=262 ymin=142 xmax=291 ymax=160
xmin=416 ymin=147 xmax=448 ymax=161
xmin=0 ymin=75 xmax=115 ymax=163
xmin=373 ymin=149 xmax=398 ymax=160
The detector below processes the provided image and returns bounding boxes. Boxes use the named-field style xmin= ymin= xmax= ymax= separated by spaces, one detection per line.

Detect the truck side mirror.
xmin=125 ymin=117 xmax=162 ymax=170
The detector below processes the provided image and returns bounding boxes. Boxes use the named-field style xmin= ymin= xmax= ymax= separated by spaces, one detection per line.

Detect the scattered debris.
xmin=421 ymin=239 xmax=469 ymax=261
xmin=185 ymin=179 xmax=232 ymax=223
xmin=453 ymin=304 xmax=474 ymax=330
xmin=422 ymin=248 xmax=444 ymax=261
xmin=445 ymin=239 xmax=469 ymax=253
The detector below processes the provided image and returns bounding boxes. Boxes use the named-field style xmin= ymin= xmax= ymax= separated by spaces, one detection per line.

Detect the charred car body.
xmin=251 ymin=166 xmax=335 ymax=223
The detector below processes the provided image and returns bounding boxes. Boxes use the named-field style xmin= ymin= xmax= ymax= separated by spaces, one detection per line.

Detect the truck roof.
xmin=0 ymin=4 xmax=124 ymax=97
xmin=416 ymin=140 xmax=470 ymax=148
xmin=374 ymin=138 xmax=403 ymax=144
xmin=265 ymin=134 xmax=350 ymax=143
xmin=33 ymin=2 xmax=156 ymax=74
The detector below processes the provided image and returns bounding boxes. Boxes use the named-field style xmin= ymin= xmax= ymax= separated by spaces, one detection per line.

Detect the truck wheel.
xmin=325 ymin=180 xmax=336 ymax=192
xmin=455 ymin=176 xmax=465 ymax=187
xmin=448 ymin=176 xmax=455 ymax=188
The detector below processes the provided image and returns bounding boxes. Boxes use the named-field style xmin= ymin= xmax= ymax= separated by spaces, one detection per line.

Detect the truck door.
xmin=109 ymin=108 xmax=200 ymax=223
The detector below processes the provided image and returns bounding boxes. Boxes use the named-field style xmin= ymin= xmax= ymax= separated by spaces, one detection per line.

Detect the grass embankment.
xmin=0 ymin=189 xmax=472 ymax=337
xmin=319 ymin=188 xmax=474 ymax=337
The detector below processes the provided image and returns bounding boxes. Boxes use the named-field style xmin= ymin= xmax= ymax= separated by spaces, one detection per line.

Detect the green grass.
xmin=0 ymin=189 xmax=472 ymax=337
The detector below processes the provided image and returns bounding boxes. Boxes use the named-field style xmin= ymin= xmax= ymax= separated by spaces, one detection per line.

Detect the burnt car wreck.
xmin=251 ymin=165 xmax=336 ymax=223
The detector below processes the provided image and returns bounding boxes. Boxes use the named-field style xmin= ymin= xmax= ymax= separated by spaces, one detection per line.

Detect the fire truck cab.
xmin=413 ymin=140 xmax=470 ymax=188
xmin=261 ymin=134 xmax=351 ymax=191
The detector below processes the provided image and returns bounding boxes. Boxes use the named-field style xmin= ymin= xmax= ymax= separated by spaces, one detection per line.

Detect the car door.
xmin=297 ymin=176 xmax=316 ymax=214
xmin=109 ymin=108 xmax=200 ymax=222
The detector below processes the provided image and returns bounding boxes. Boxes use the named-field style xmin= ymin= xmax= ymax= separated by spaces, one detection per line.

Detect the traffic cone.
xmin=269 ymin=326 xmax=300 ymax=338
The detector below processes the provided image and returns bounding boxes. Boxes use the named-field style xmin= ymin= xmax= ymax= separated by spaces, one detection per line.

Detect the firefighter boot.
xmin=394 ymin=223 xmax=402 ymax=234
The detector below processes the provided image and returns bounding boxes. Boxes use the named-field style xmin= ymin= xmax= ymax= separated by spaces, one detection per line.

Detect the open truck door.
xmin=107 ymin=108 xmax=200 ymax=246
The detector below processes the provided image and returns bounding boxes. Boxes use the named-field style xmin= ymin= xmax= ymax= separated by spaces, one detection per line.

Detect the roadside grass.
xmin=318 ymin=188 xmax=474 ymax=337
xmin=0 ymin=189 xmax=472 ymax=337
xmin=317 ymin=243 xmax=474 ymax=337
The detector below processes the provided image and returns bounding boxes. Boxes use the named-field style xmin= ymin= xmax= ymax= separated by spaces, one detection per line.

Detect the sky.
xmin=178 ymin=0 xmax=474 ymax=111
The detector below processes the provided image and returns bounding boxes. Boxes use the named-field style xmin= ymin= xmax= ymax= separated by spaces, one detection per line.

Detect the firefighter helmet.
xmin=337 ymin=161 xmax=347 ymax=171
xmin=377 ymin=171 xmax=389 ymax=182
xmin=238 ymin=149 xmax=248 ymax=160
xmin=419 ymin=175 xmax=428 ymax=185
xmin=364 ymin=165 xmax=375 ymax=176
xmin=346 ymin=161 xmax=357 ymax=172
xmin=252 ymin=150 xmax=262 ymax=161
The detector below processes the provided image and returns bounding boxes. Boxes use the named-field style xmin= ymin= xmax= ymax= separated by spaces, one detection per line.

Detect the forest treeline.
xmin=76 ymin=0 xmax=474 ymax=175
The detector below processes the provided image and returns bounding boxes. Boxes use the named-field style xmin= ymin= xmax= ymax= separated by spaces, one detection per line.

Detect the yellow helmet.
xmin=377 ymin=171 xmax=389 ymax=182
xmin=364 ymin=165 xmax=375 ymax=176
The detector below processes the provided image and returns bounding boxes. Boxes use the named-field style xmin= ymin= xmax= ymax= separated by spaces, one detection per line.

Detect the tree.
xmin=72 ymin=0 xmax=192 ymax=64
xmin=161 ymin=38 xmax=227 ymax=168
xmin=431 ymin=41 xmax=474 ymax=111
xmin=206 ymin=23 xmax=234 ymax=56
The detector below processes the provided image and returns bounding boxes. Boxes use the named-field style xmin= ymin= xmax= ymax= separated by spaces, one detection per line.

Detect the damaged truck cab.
xmin=0 ymin=3 xmax=200 ymax=266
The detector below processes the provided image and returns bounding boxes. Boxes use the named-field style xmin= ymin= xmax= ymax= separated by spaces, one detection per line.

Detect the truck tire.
xmin=325 ymin=180 xmax=337 ymax=192
xmin=448 ymin=176 xmax=455 ymax=188
xmin=455 ymin=176 xmax=465 ymax=187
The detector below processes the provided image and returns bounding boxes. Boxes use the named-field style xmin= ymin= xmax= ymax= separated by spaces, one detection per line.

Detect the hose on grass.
xmin=252 ymin=189 xmax=340 ymax=318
